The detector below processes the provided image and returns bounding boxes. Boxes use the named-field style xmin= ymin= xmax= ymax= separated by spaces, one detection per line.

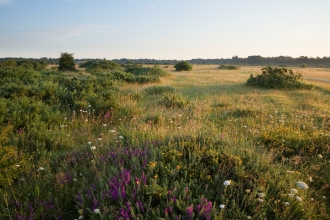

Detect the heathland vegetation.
xmin=1 ymin=59 xmax=330 ymax=219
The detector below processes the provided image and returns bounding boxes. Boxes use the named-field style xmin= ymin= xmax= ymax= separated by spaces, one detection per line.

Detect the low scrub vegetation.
xmin=0 ymin=63 xmax=330 ymax=219
xmin=246 ymin=66 xmax=313 ymax=90
xmin=174 ymin=61 xmax=192 ymax=71
xmin=218 ymin=64 xmax=239 ymax=70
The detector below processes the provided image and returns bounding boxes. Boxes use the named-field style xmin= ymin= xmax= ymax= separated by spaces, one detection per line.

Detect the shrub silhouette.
xmin=246 ymin=66 xmax=313 ymax=90
xmin=174 ymin=61 xmax=192 ymax=71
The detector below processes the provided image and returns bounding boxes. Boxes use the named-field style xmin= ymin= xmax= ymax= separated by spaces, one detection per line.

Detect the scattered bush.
xmin=218 ymin=64 xmax=239 ymax=70
xmin=246 ymin=66 xmax=313 ymax=90
xmin=58 ymin=52 xmax=76 ymax=71
xmin=144 ymin=86 xmax=175 ymax=95
xmin=161 ymin=93 xmax=188 ymax=108
xmin=174 ymin=61 xmax=192 ymax=71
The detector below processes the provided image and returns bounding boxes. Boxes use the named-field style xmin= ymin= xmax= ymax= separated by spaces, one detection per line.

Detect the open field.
xmin=1 ymin=64 xmax=330 ymax=219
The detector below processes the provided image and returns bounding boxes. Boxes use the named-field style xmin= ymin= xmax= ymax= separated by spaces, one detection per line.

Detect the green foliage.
xmin=0 ymin=125 xmax=26 ymax=186
xmin=0 ymin=59 xmax=17 ymax=68
xmin=246 ymin=66 xmax=313 ymax=90
xmin=218 ymin=64 xmax=240 ymax=70
xmin=161 ymin=93 xmax=188 ymax=108
xmin=82 ymin=58 xmax=120 ymax=73
xmin=144 ymin=86 xmax=175 ymax=95
xmin=301 ymin=63 xmax=307 ymax=68
xmin=174 ymin=61 xmax=192 ymax=71
xmin=58 ymin=52 xmax=76 ymax=71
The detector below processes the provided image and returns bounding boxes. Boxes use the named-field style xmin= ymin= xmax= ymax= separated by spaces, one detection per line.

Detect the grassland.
xmin=1 ymin=64 xmax=330 ymax=219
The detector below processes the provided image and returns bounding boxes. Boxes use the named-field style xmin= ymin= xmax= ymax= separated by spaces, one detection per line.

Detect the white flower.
xmin=285 ymin=202 xmax=290 ymax=206
xmin=318 ymin=154 xmax=323 ymax=159
xmin=296 ymin=181 xmax=309 ymax=189
xmin=15 ymin=165 xmax=20 ymax=168
xmin=38 ymin=167 xmax=45 ymax=171
xmin=247 ymin=216 xmax=252 ymax=219
xmin=118 ymin=136 xmax=124 ymax=139
xmin=88 ymin=141 xmax=92 ymax=145
xmin=223 ymin=180 xmax=231 ymax=186
xmin=109 ymin=129 xmax=116 ymax=133
xmin=258 ymin=193 xmax=265 ymax=198
xmin=295 ymin=196 xmax=302 ymax=202
xmin=73 ymin=179 xmax=77 ymax=182
xmin=97 ymin=138 xmax=102 ymax=141
xmin=258 ymin=198 xmax=264 ymax=203
xmin=219 ymin=204 xmax=225 ymax=209
xmin=78 ymin=215 xmax=84 ymax=219
xmin=94 ymin=208 xmax=101 ymax=214
xmin=103 ymin=124 xmax=107 ymax=127
xmin=290 ymin=188 xmax=298 ymax=194
xmin=91 ymin=146 xmax=96 ymax=150
xmin=287 ymin=194 xmax=294 ymax=197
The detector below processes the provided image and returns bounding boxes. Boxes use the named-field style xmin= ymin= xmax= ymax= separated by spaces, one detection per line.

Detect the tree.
xmin=174 ymin=61 xmax=192 ymax=71
xmin=58 ymin=52 xmax=76 ymax=71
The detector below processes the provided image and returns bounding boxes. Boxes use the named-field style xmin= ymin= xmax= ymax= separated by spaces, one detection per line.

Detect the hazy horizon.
xmin=1 ymin=0 xmax=329 ymax=60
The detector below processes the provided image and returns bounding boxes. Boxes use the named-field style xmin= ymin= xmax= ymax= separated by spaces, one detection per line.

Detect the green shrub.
xmin=174 ymin=61 xmax=192 ymax=71
xmin=246 ymin=66 xmax=313 ymax=90
xmin=144 ymin=86 xmax=175 ymax=95
xmin=161 ymin=93 xmax=188 ymax=108
xmin=218 ymin=64 xmax=239 ymax=70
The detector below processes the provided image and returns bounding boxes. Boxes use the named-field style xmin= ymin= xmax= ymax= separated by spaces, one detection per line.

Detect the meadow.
xmin=1 ymin=63 xmax=330 ymax=219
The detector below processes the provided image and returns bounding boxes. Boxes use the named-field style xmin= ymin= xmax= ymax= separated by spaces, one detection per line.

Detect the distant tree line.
xmin=1 ymin=55 xmax=330 ymax=67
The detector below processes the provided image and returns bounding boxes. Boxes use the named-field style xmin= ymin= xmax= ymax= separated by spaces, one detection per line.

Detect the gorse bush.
xmin=246 ymin=67 xmax=313 ymax=90
xmin=174 ymin=61 xmax=192 ymax=71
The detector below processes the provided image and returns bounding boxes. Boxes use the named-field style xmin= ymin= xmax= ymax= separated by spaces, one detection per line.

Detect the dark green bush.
xmin=174 ymin=61 xmax=192 ymax=71
xmin=218 ymin=64 xmax=239 ymax=70
xmin=246 ymin=66 xmax=313 ymax=90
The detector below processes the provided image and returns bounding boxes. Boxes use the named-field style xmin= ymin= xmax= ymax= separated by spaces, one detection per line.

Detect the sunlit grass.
xmin=1 ymin=64 xmax=330 ymax=219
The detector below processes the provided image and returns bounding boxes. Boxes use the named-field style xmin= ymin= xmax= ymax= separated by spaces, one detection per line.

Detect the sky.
xmin=0 ymin=0 xmax=329 ymax=60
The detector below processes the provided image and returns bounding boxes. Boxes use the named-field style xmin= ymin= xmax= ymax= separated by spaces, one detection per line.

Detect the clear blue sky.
xmin=1 ymin=0 xmax=329 ymax=59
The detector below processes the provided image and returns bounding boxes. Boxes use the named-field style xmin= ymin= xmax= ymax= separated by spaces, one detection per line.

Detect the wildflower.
xmin=247 ymin=216 xmax=252 ymax=219
xmin=318 ymin=154 xmax=323 ymax=159
xmin=15 ymin=165 xmax=20 ymax=168
xmin=219 ymin=204 xmax=225 ymax=209
xmin=88 ymin=105 xmax=91 ymax=108
xmin=258 ymin=198 xmax=264 ymax=203
xmin=78 ymin=215 xmax=83 ymax=219
xmin=290 ymin=188 xmax=298 ymax=194
xmin=258 ymin=193 xmax=265 ymax=198
xmin=295 ymin=196 xmax=302 ymax=202
xmin=323 ymin=196 xmax=326 ymax=199
xmin=296 ymin=181 xmax=309 ymax=189
xmin=97 ymin=138 xmax=102 ymax=141
xmin=109 ymin=129 xmax=116 ymax=133
xmin=73 ymin=179 xmax=77 ymax=182
xmin=88 ymin=141 xmax=92 ymax=145
xmin=94 ymin=209 xmax=101 ymax=214
xmin=91 ymin=146 xmax=96 ymax=150
xmin=118 ymin=136 xmax=124 ymax=139
xmin=223 ymin=180 xmax=231 ymax=186
xmin=285 ymin=202 xmax=290 ymax=206
xmin=103 ymin=124 xmax=107 ymax=127
xmin=287 ymin=194 xmax=294 ymax=197
xmin=38 ymin=167 xmax=45 ymax=171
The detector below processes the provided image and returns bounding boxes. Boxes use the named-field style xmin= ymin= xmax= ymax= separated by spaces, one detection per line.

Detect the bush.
xmin=161 ymin=93 xmax=188 ymax=108
xmin=143 ymin=86 xmax=175 ymax=95
xmin=218 ymin=64 xmax=239 ymax=70
xmin=246 ymin=66 xmax=313 ymax=90
xmin=174 ymin=61 xmax=192 ymax=71
xmin=58 ymin=52 xmax=76 ymax=71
